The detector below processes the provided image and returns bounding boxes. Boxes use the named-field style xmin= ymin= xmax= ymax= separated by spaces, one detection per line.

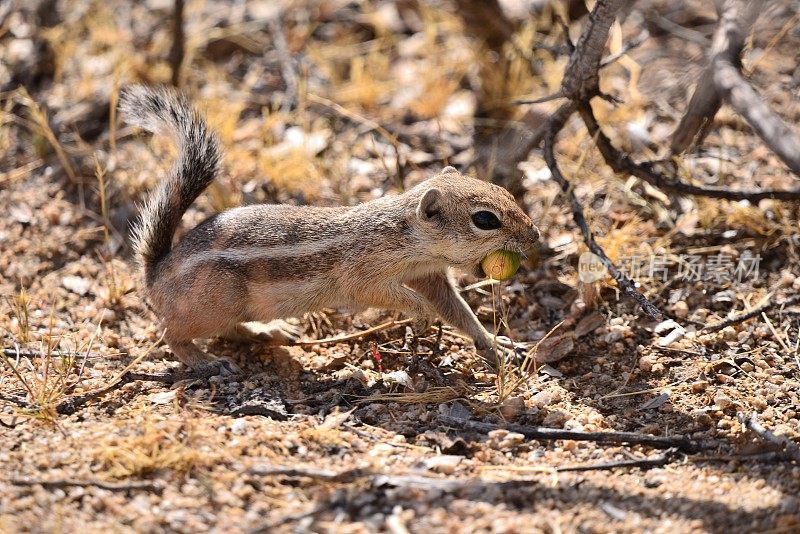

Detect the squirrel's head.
xmin=408 ymin=166 xmax=540 ymax=274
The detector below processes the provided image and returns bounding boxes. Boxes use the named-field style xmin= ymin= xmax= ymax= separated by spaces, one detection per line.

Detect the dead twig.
xmin=739 ymin=412 xmax=800 ymax=462
xmin=9 ymin=478 xmax=163 ymax=492
xmin=714 ymin=56 xmax=800 ymax=175
xmin=2 ymin=348 xmax=105 ymax=360
xmin=702 ymin=294 xmax=800 ymax=333
xmin=295 ymin=319 xmax=411 ymax=346
xmin=439 ymin=415 xmax=707 ymax=452
xmin=599 ymin=29 xmax=650 ymax=67
xmin=556 ymin=448 xmax=681 ymax=472
xmin=54 ymin=365 xmax=241 ymax=415
xmin=268 ymin=11 xmax=298 ymax=113
xmin=670 ymin=0 xmax=800 ymax=176
xmin=580 ymin=102 xmax=800 ymax=201
xmin=560 ymin=0 xmax=632 ymax=101
xmin=669 ymin=0 xmax=758 ymax=153
xmin=647 ymin=12 xmax=711 ymax=47
xmin=544 ymin=102 xmax=662 ymax=319
xmin=169 ymin=0 xmax=184 ymax=86
xmin=248 ymin=465 xmax=368 ymax=483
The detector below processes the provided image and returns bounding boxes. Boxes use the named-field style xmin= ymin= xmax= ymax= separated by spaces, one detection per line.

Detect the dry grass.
xmin=1 ymin=313 xmax=99 ymax=426
xmin=94 ymin=408 xmax=225 ymax=478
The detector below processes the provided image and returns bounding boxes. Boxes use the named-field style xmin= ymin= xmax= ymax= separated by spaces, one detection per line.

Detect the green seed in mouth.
xmin=481 ymin=250 xmax=521 ymax=281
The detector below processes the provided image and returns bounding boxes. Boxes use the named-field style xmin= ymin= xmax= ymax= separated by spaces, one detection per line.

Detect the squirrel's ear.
xmin=440 ymin=165 xmax=458 ymax=174
xmin=416 ymin=188 xmax=442 ymax=220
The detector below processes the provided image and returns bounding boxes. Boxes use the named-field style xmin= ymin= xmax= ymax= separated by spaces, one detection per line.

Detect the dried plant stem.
xmin=295 ymin=319 xmax=411 ymax=346
xmin=9 ymin=478 xmax=162 ymax=492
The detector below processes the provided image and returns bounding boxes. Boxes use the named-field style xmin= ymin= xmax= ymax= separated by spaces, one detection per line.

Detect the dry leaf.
xmin=574 ymin=312 xmax=606 ymax=338
xmin=531 ymin=334 xmax=575 ymax=363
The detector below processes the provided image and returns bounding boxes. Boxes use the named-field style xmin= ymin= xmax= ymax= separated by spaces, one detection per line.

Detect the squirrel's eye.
xmin=471 ymin=211 xmax=502 ymax=230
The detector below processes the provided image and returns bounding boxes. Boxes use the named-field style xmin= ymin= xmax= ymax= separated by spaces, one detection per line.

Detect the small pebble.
xmin=672 ymin=301 xmax=689 ymax=319
xmin=639 ymin=355 xmax=657 ymax=372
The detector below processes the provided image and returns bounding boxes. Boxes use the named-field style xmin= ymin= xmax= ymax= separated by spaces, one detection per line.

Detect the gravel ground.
xmin=2 ymin=1 xmax=800 ymax=532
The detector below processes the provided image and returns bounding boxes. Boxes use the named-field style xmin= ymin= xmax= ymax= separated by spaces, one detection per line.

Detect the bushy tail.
xmin=119 ymin=85 xmax=221 ymax=285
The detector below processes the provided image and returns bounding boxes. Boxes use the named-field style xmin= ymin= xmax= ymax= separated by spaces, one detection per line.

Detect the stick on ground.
xmin=739 ymin=411 xmax=800 ymax=462
xmin=439 ymin=415 xmax=707 ymax=452
xmin=702 ymin=294 xmax=800 ymax=333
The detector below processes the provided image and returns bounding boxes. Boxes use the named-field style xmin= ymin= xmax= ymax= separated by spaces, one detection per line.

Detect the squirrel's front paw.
xmin=475 ymin=338 xmax=523 ymax=370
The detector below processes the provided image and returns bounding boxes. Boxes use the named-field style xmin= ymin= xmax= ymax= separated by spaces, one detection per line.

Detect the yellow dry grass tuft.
xmin=94 ymin=409 xmax=225 ymax=478
xmin=1 ymin=312 xmax=100 ymax=427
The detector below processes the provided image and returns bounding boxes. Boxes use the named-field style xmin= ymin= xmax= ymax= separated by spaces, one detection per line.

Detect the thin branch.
xmin=599 ymin=29 xmax=650 ymax=67
xmin=647 ymin=12 xmax=711 ymax=47
xmin=560 ymin=0 xmax=630 ymax=100
xmin=579 ymin=102 xmax=800 ymax=201
xmin=249 ymin=465 xmax=368 ymax=483
xmin=714 ymin=58 xmax=800 ymax=175
xmin=268 ymin=12 xmax=298 ymax=113
xmin=295 ymin=319 xmax=411 ymax=347
xmin=739 ymin=411 xmax=800 ymax=462
xmin=513 ymin=91 xmax=564 ymax=105
xmin=556 ymin=447 xmax=681 ymax=472
xmin=670 ymin=0 xmax=762 ymax=153
xmin=702 ymin=294 xmax=800 ymax=333
xmin=2 ymin=348 xmax=106 ymax=360
xmin=9 ymin=478 xmax=162 ymax=492
xmin=168 ymin=0 xmax=185 ymax=87
xmin=439 ymin=415 xmax=706 ymax=452
xmin=544 ymin=103 xmax=662 ymax=319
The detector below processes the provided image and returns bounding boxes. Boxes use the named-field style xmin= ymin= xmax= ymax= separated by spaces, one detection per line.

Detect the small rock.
xmin=423 ymin=455 xmax=462 ymax=474
xmin=99 ymin=308 xmax=116 ymax=323
xmin=500 ymin=396 xmax=525 ymax=419
xmin=62 ymin=275 xmax=92 ymax=296
xmin=720 ymin=326 xmax=737 ymax=342
xmin=639 ymin=355 xmax=657 ymax=372
xmin=672 ymin=301 xmax=689 ymax=319
xmin=230 ymin=419 xmax=247 ymax=435
xmin=530 ymin=389 xmax=562 ymax=409
xmin=542 ymin=411 xmax=569 ymax=428
xmin=714 ymin=391 xmax=733 ymax=410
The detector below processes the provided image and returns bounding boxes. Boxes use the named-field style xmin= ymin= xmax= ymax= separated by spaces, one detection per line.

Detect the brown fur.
xmin=123 ymin=86 xmax=539 ymax=372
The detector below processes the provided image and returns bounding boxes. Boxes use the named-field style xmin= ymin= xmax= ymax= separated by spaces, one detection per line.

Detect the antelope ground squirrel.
xmin=120 ymin=86 xmax=540 ymax=375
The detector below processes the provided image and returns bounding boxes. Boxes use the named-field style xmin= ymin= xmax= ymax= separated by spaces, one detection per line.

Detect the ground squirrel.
xmin=120 ymin=85 xmax=540 ymax=375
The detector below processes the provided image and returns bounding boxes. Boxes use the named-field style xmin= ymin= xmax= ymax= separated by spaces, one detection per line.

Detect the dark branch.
xmin=10 ymin=478 xmax=162 ymax=492
xmin=544 ymin=103 xmax=662 ymax=319
xmin=702 ymin=294 xmax=800 ymax=333
xmin=714 ymin=58 xmax=800 ymax=175
xmin=739 ymin=412 xmax=800 ymax=463
xmin=560 ymin=0 xmax=630 ymax=100
xmin=556 ymin=447 xmax=681 ymax=472
xmin=579 ymin=102 xmax=800 ymax=201
xmin=168 ymin=0 xmax=184 ymax=87
xmin=439 ymin=415 xmax=706 ymax=452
